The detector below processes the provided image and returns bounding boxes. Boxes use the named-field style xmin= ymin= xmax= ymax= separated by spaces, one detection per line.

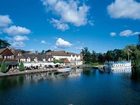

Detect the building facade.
xmin=0 ymin=48 xmax=83 ymax=70
xmin=46 ymin=51 xmax=83 ymax=66
xmin=0 ymin=48 xmax=18 ymax=66
xmin=16 ymin=50 xmax=83 ymax=66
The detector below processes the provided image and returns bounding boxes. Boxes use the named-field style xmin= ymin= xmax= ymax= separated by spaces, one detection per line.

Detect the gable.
xmin=0 ymin=48 xmax=14 ymax=56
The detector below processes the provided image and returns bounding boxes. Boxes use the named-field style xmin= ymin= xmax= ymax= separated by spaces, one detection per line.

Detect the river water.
xmin=0 ymin=68 xmax=140 ymax=105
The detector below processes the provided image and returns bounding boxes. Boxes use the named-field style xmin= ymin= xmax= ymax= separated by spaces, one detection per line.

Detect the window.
xmin=4 ymin=56 xmax=7 ymax=59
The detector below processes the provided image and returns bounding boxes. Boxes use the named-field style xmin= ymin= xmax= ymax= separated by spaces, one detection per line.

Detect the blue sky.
xmin=0 ymin=0 xmax=140 ymax=53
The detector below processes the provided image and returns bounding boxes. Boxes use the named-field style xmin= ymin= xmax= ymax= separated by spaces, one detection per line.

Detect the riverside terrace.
xmin=0 ymin=47 xmax=83 ymax=72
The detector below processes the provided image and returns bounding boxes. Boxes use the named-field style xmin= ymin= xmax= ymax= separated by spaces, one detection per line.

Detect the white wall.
xmin=53 ymin=55 xmax=82 ymax=65
xmin=19 ymin=54 xmax=83 ymax=66
xmin=24 ymin=62 xmax=59 ymax=67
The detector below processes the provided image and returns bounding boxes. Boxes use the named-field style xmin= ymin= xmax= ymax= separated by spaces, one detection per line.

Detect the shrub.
xmin=53 ymin=59 xmax=63 ymax=64
xmin=0 ymin=62 xmax=8 ymax=73
xmin=19 ymin=62 xmax=25 ymax=71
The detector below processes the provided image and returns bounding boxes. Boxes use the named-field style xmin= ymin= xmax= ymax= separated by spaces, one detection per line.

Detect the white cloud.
xmin=107 ymin=0 xmax=140 ymax=19
xmin=41 ymin=40 xmax=47 ymax=44
xmin=110 ymin=32 xmax=117 ymax=37
xmin=56 ymin=38 xmax=72 ymax=48
xmin=13 ymin=35 xmax=29 ymax=41
xmin=4 ymin=25 xmax=31 ymax=36
xmin=0 ymin=15 xmax=12 ymax=27
xmin=119 ymin=29 xmax=140 ymax=37
xmin=51 ymin=18 xmax=69 ymax=31
xmin=42 ymin=0 xmax=89 ymax=30
xmin=6 ymin=36 xmax=29 ymax=48
xmin=0 ymin=15 xmax=31 ymax=48
xmin=11 ymin=41 xmax=25 ymax=48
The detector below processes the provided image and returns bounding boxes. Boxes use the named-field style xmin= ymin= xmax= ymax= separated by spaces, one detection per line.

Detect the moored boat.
xmin=104 ymin=61 xmax=132 ymax=72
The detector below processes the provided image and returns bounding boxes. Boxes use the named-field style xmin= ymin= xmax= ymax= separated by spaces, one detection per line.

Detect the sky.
xmin=0 ymin=0 xmax=140 ymax=53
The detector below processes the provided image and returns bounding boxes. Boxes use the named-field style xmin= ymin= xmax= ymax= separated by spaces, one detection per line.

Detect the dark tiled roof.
xmin=0 ymin=47 xmax=15 ymax=55
xmin=17 ymin=53 xmax=53 ymax=61
xmin=46 ymin=51 xmax=79 ymax=56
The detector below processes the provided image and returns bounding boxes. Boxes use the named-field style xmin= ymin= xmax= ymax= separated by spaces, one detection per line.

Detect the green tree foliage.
xmin=19 ymin=62 xmax=25 ymax=71
xmin=53 ymin=59 xmax=63 ymax=64
xmin=81 ymin=47 xmax=92 ymax=64
xmin=0 ymin=62 xmax=8 ymax=73
xmin=105 ymin=49 xmax=127 ymax=61
xmin=45 ymin=49 xmax=52 ymax=53
xmin=91 ymin=51 xmax=97 ymax=63
xmin=41 ymin=50 xmax=45 ymax=54
xmin=81 ymin=45 xmax=139 ymax=65
xmin=97 ymin=53 xmax=105 ymax=63
xmin=0 ymin=39 xmax=11 ymax=48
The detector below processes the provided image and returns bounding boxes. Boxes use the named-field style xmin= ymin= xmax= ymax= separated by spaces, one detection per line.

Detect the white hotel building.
xmin=16 ymin=50 xmax=83 ymax=67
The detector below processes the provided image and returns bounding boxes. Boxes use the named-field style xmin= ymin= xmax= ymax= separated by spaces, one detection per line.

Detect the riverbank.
xmin=0 ymin=68 xmax=58 ymax=77
xmin=0 ymin=64 xmax=104 ymax=77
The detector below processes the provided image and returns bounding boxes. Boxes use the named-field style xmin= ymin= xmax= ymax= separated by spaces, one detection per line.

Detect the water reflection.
xmin=1 ymin=68 xmax=140 ymax=105
xmin=1 ymin=68 xmax=139 ymax=92
xmin=82 ymin=67 xmax=96 ymax=76
xmin=69 ymin=69 xmax=82 ymax=77
xmin=131 ymin=66 xmax=140 ymax=81
xmin=0 ymin=76 xmax=24 ymax=91
xmin=0 ymin=69 xmax=83 ymax=91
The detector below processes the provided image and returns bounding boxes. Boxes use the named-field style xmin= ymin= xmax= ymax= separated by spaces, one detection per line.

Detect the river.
xmin=0 ymin=68 xmax=140 ymax=105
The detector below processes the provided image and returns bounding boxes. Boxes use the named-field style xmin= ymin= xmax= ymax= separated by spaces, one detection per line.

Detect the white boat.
xmin=58 ymin=67 xmax=71 ymax=72
xmin=104 ymin=61 xmax=132 ymax=72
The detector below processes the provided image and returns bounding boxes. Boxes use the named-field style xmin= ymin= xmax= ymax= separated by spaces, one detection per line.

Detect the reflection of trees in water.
xmin=131 ymin=52 xmax=140 ymax=81
xmin=131 ymin=66 xmax=140 ymax=81
xmin=0 ymin=76 xmax=24 ymax=91
xmin=126 ymin=45 xmax=140 ymax=81
xmin=82 ymin=67 xmax=96 ymax=76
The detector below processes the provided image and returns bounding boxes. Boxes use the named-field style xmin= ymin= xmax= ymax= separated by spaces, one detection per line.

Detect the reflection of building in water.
xmin=24 ymin=73 xmax=54 ymax=83
xmin=15 ymin=69 xmax=83 ymax=84
xmin=24 ymin=72 xmax=71 ymax=83
xmin=69 ymin=69 xmax=82 ymax=77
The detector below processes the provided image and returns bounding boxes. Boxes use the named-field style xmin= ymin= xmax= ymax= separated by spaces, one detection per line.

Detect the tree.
xmin=105 ymin=51 xmax=114 ymax=61
xmin=41 ymin=50 xmax=45 ymax=54
xmin=0 ymin=39 xmax=11 ymax=48
xmin=53 ymin=59 xmax=63 ymax=64
xmin=0 ymin=62 xmax=8 ymax=73
xmin=19 ymin=62 xmax=25 ymax=71
xmin=91 ymin=51 xmax=97 ymax=63
xmin=81 ymin=47 xmax=92 ymax=64
xmin=45 ymin=49 xmax=52 ymax=53
xmin=97 ymin=53 xmax=105 ymax=63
